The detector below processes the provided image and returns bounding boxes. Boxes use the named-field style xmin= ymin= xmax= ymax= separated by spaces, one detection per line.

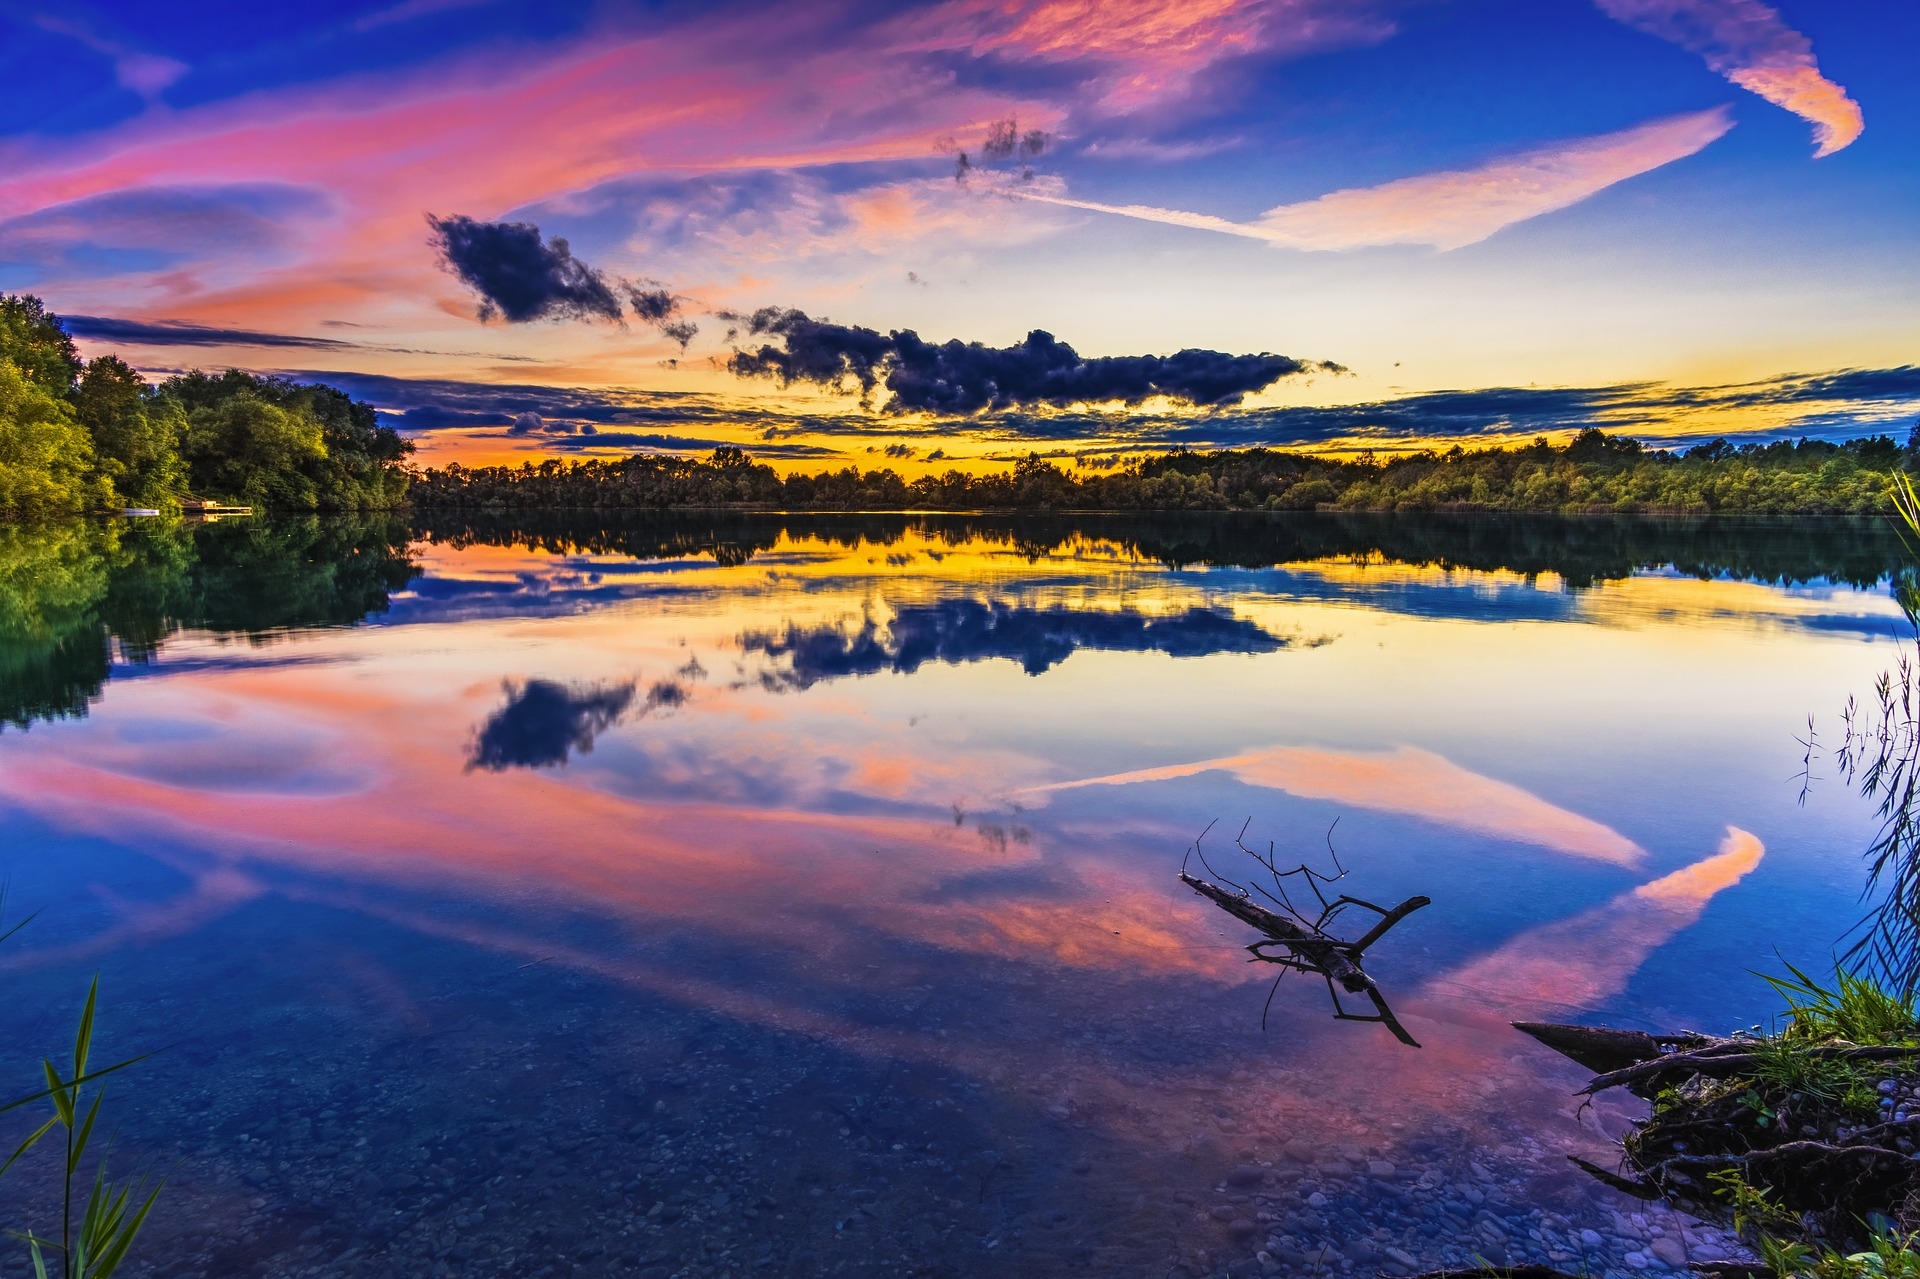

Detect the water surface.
xmin=0 ymin=512 xmax=1909 ymax=1279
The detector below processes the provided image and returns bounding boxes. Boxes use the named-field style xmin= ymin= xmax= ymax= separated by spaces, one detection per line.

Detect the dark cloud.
xmin=62 ymin=315 xmax=538 ymax=361
xmin=467 ymin=678 xmax=634 ymax=770
xmin=538 ymin=432 xmax=840 ymax=458
xmin=743 ymin=598 xmax=1284 ymax=688
xmin=428 ymin=214 xmax=624 ymax=323
xmin=626 ymin=285 xmax=676 ymax=323
xmin=425 ymin=215 xmax=698 ymax=347
xmin=63 ymin=315 xmax=365 ymax=350
xmin=272 ymin=360 xmax=1920 ymax=458
xmin=728 ymin=307 xmax=1338 ymax=413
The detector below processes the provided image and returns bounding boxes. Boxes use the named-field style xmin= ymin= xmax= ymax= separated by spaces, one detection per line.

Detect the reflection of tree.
xmin=0 ymin=523 xmax=114 ymax=729
xmin=0 ymin=517 xmax=420 ymax=733
xmin=415 ymin=509 xmax=1911 ymax=590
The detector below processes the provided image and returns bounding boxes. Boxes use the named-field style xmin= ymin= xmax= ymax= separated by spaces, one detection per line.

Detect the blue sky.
xmin=1 ymin=0 xmax=1913 ymax=465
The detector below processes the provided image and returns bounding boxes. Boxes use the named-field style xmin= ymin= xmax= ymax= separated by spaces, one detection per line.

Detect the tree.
xmin=0 ymin=296 xmax=81 ymax=397
xmin=74 ymin=357 xmax=186 ymax=510
xmin=179 ymin=392 xmax=326 ymax=509
xmin=0 ymin=360 xmax=106 ymax=518
xmin=163 ymin=371 xmax=411 ymax=510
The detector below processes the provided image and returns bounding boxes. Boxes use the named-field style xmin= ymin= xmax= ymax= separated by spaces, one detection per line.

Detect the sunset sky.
xmin=1 ymin=0 xmax=1914 ymax=467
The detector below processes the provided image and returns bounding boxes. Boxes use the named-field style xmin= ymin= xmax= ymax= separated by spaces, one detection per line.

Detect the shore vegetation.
xmin=414 ymin=432 xmax=1916 ymax=517
xmin=0 ymin=295 xmax=411 ymax=519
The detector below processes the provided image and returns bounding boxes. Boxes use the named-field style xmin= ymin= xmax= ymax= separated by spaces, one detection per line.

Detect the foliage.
xmin=0 ymin=901 xmax=161 ymax=1279
xmin=7 ymin=981 xmax=163 ymax=1279
xmin=412 ymin=428 xmax=1916 ymax=516
xmin=163 ymin=370 xmax=411 ymax=511
xmin=1833 ymin=475 xmax=1920 ymax=994
xmin=0 ymin=294 xmax=412 ymax=517
xmin=0 ymin=297 xmax=80 ymax=397
xmin=1745 ymin=1038 xmax=1877 ymax=1111
xmin=74 ymin=359 xmax=186 ymax=511
xmin=1713 ymin=1169 xmax=1920 ymax=1279
xmin=1764 ymin=961 xmax=1920 ymax=1045
xmin=0 ymin=361 xmax=109 ymax=520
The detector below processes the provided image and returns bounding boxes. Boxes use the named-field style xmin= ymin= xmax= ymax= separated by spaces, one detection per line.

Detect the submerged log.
xmin=1512 ymin=1022 xmax=1716 ymax=1075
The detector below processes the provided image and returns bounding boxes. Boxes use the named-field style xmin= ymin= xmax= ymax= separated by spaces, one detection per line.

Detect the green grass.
xmin=1762 ymin=961 xmax=1919 ymax=1046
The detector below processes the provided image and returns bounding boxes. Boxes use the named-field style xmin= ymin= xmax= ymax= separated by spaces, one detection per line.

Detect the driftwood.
xmin=1519 ymin=1019 xmax=1920 ymax=1247
xmin=1512 ymin=1022 xmax=1716 ymax=1075
xmin=1181 ymin=820 xmax=1430 ymax=1047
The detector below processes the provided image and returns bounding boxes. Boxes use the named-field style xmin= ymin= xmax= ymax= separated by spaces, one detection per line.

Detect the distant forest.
xmin=416 ymin=432 xmax=1915 ymax=517
xmin=4 ymin=290 xmax=1913 ymax=520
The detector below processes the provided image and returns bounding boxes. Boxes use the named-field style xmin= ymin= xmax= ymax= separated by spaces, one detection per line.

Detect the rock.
xmin=1283 ymin=1140 xmax=1317 ymax=1163
xmin=1580 ymin=1229 xmax=1606 ymax=1250
xmin=1306 ymin=1193 xmax=1328 ymax=1209
xmin=1650 ymin=1236 xmax=1688 ymax=1268
xmin=1625 ymin=1251 xmax=1651 ymax=1270
xmin=1317 ymin=1160 xmax=1354 ymax=1179
xmin=1212 ymin=1206 xmax=1238 ymax=1223
xmin=1367 ymin=1160 xmax=1396 ymax=1178
xmin=1229 ymin=1219 xmax=1259 ymax=1242
xmin=1228 ymin=1165 xmax=1266 ymax=1188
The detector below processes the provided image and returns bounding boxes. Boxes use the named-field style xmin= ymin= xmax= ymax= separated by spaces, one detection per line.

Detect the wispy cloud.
xmin=1018 ymin=108 xmax=1735 ymax=250
xmin=30 ymin=13 xmax=188 ymax=100
xmin=1021 ymin=744 xmax=1646 ymax=865
xmin=888 ymin=0 xmax=1396 ymax=112
xmin=1425 ymin=827 xmax=1763 ymax=1018
xmin=1593 ymin=0 xmax=1862 ymax=156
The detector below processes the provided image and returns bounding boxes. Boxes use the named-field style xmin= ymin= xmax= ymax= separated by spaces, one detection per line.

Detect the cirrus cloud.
xmin=1017 ymin=107 xmax=1736 ymax=251
xmin=1593 ymin=0 xmax=1862 ymax=156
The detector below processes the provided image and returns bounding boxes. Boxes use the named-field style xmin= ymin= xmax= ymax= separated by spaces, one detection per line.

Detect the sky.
xmin=1 ymin=0 xmax=1915 ymax=468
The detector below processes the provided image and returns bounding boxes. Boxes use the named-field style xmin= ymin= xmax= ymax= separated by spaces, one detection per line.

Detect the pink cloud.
xmin=1424 ymin=826 xmax=1763 ymax=1018
xmin=1017 ymin=107 xmax=1735 ymax=250
xmin=0 ymin=9 xmax=1052 ymax=334
xmin=1593 ymin=0 xmax=1862 ymax=156
xmin=891 ymin=0 xmax=1395 ymax=111
xmin=1023 ymin=743 xmax=1645 ymax=864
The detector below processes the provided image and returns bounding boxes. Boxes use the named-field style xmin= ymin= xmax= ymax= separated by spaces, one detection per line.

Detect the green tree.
xmin=0 ymin=296 xmax=80 ymax=397
xmin=74 ymin=358 xmax=186 ymax=510
xmin=0 ymin=360 xmax=106 ymax=518
xmin=179 ymin=392 xmax=326 ymax=509
xmin=164 ymin=371 xmax=411 ymax=511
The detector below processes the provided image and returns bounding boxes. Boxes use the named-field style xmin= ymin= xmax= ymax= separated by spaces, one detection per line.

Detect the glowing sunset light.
xmin=0 ymin=0 xmax=1904 ymax=459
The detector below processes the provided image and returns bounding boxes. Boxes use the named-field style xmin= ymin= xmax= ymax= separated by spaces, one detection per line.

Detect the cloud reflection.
xmin=744 ymin=598 xmax=1285 ymax=687
xmin=467 ymin=678 xmax=635 ymax=770
xmin=1423 ymin=826 xmax=1764 ymax=1018
xmin=1026 ymin=745 xmax=1645 ymax=865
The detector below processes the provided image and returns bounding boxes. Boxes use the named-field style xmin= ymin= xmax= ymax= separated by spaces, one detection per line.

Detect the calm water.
xmin=0 ymin=512 xmax=1912 ymax=1279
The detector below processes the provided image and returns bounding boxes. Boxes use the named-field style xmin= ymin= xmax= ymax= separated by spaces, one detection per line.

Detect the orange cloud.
xmin=1018 ymin=108 xmax=1734 ymax=250
xmin=1593 ymin=0 xmax=1862 ymax=156
xmin=1024 ymin=744 xmax=1645 ymax=864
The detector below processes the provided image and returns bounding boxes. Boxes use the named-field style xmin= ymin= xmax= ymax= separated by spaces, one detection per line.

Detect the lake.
xmin=0 ymin=511 xmax=1911 ymax=1279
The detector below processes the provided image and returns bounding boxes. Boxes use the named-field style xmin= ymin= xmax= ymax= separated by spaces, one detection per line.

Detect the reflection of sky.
xmin=0 ymin=525 xmax=1904 ymax=1268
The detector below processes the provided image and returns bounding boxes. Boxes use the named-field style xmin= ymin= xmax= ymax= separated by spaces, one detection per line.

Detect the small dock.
xmin=180 ymin=497 xmax=254 ymax=518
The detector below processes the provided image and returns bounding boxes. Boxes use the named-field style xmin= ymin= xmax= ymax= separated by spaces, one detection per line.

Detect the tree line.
xmin=6 ymin=288 xmax=1912 ymax=520
xmin=0 ymin=294 xmax=412 ymax=518
xmin=414 ymin=430 xmax=1914 ymax=516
